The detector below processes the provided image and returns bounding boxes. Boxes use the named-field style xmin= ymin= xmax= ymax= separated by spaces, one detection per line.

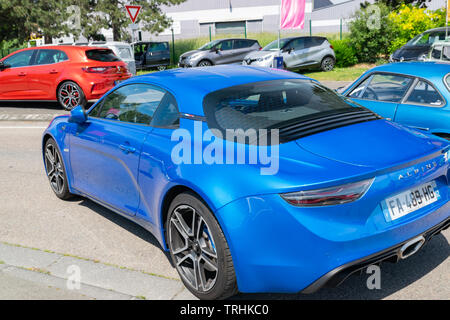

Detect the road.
xmin=0 ymin=82 xmax=448 ymax=300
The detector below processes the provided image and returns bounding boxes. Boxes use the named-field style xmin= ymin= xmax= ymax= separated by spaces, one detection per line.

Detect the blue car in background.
xmin=342 ymin=62 xmax=450 ymax=140
xmin=42 ymin=66 xmax=450 ymax=299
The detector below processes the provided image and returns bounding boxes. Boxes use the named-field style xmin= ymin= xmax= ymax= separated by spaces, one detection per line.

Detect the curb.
xmin=0 ymin=114 xmax=64 ymax=121
xmin=0 ymin=242 xmax=197 ymax=300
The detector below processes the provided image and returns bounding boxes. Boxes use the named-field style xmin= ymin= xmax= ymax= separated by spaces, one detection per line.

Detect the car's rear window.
xmin=86 ymin=49 xmax=120 ymax=62
xmin=203 ymin=79 xmax=358 ymax=133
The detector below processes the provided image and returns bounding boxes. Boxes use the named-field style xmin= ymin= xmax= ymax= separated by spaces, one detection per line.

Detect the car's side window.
xmin=3 ymin=50 xmax=35 ymax=68
xmin=442 ymin=46 xmax=450 ymax=61
xmin=151 ymin=92 xmax=180 ymax=128
xmin=290 ymin=38 xmax=305 ymax=51
xmin=233 ymin=40 xmax=249 ymax=49
xmin=348 ymin=73 xmax=412 ymax=103
xmin=93 ymin=84 xmax=165 ymax=125
xmin=348 ymin=76 xmax=372 ymax=99
xmin=35 ymin=49 xmax=68 ymax=65
xmin=405 ymin=80 xmax=444 ymax=106
xmin=216 ymin=40 xmax=233 ymax=51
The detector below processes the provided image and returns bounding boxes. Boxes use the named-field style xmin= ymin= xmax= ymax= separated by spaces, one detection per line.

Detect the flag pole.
xmin=278 ymin=0 xmax=281 ymax=55
xmin=447 ymin=0 xmax=449 ymax=39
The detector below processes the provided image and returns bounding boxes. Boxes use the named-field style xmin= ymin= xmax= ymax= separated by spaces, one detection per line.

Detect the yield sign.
xmin=125 ymin=5 xmax=142 ymax=23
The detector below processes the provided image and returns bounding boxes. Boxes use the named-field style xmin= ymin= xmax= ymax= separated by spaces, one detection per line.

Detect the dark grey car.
xmin=134 ymin=42 xmax=171 ymax=71
xmin=179 ymin=38 xmax=261 ymax=67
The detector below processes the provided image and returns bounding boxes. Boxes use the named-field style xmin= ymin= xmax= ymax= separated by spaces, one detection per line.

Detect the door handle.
xmin=49 ymin=69 xmax=58 ymax=74
xmin=18 ymin=72 xmax=27 ymax=76
xmin=119 ymin=144 xmax=136 ymax=154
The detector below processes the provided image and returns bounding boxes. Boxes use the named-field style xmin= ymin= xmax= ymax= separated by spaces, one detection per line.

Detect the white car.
xmin=243 ymin=36 xmax=335 ymax=72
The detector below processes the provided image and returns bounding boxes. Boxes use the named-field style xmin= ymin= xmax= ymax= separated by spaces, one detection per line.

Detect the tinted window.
xmin=289 ymin=38 xmax=305 ymax=50
xmin=94 ymin=84 xmax=165 ymax=125
xmin=203 ymin=79 xmax=358 ymax=132
xmin=148 ymin=42 xmax=169 ymax=52
xmin=405 ymin=80 xmax=443 ymax=106
xmin=234 ymin=40 xmax=253 ymax=49
xmin=3 ymin=50 xmax=34 ymax=68
xmin=349 ymin=74 xmax=412 ymax=102
xmin=86 ymin=49 xmax=120 ymax=62
xmin=35 ymin=49 xmax=68 ymax=65
xmin=305 ymin=37 xmax=325 ymax=48
xmin=216 ymin=40 xmax=233 ymax=51
xmin=151 ymin=93 xmax=180 ymax=128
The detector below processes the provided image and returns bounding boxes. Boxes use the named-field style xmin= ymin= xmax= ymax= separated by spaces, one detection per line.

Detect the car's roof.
xmin=127 ymin=65 xmax=310 ymax=115
xmin=365 ymin=62 xmax=450 ymax=80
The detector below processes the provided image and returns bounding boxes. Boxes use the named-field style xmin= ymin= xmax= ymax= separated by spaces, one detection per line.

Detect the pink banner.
xmin=280 ymin=0 xmax=305 ymax=30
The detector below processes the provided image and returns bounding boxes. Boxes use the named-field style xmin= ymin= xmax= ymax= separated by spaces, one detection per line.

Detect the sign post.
xmin=125 ymin=5 xmax=142 ymax=44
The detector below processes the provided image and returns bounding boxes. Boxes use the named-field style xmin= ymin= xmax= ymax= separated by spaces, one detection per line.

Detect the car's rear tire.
xmin=157 ymin=65 xmax=167 ymax=71
xmin=44 ymin=138 xmax=73 ymax=200
xmin=198 ymin=60 xmax=213 ymax=67
xmin=57 ymin=81 xmax=86 ymax=111
xmin=320 ymin=56 xmax=335 ymax=72
xmin=166 ymin=192 xmax=238 ymax=300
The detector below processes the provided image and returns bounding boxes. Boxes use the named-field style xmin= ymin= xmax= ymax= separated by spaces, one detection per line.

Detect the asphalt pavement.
xmin=0 ymin=80 xmax=448 ymax=300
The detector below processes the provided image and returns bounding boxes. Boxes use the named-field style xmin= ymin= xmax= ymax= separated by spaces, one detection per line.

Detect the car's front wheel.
xmin=57 ymin=81 xmax=86 ymax=111
xmin=198 ymin=60 xmax=213 ymax=67
xmin=44 ymin=138 xmax=73 ymax=200
xmin=320 ymin=56 xmax=335 ymax=72
xmin=166 ymin=192 xmax=238 ymax=300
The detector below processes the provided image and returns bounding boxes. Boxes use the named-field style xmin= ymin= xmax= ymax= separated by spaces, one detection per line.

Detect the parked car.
xmin=242 ymin=36 xmax=335 ymax=71
xmin=0 ymin=46 xmax=132 ymax=110
xmin=43 ymin=65 xmax=449 ymax=300
xmin=89 ymin=41 xmax=136 ymax=76
xmin=134 ymin=41 xmax=170 ymax=71
xmin=342 ymin=62 xmax=450 ymax=140
xmin=179 ymin=38 xmax=261 ymax=67
xmin=390 ymin=27 xmax=448 ymax=62
xmin=427 ymin=40 xmax=450 ymax=62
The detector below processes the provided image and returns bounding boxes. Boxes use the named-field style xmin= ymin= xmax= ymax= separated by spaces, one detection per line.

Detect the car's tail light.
xmin=280 ymin=178 xmax=373 ymax=207
xmin=330 ymin=45 xmax=334 ymax=50
xmin=82 ymin=66 xmax=116 ymax=73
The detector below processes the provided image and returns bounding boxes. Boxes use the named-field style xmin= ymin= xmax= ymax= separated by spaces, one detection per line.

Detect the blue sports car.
xmin=42 ymin=66 xmax=450 ymax=299
xmin=342 ymin=62 xmax=450 ymax=140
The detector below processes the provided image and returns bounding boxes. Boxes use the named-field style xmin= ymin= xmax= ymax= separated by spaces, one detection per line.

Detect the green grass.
xmin=302 ymin=64 xmax=374 ymax=82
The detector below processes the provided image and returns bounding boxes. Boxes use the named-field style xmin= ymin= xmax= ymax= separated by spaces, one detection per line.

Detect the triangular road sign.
xmin=125 ymin=5 xmax=142 ymax=23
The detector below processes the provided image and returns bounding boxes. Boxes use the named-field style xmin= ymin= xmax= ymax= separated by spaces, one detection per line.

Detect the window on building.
xmin=314 ymin=0 xmax=350 ymax=10
xmin=215 ymin=21 xmax=245 ymax=35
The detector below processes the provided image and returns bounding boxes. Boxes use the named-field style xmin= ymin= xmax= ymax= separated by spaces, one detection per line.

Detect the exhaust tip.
xmin=398 ymin=236 xmax=425 ymax=260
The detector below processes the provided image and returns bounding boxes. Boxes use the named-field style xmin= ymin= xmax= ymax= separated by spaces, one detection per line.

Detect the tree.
xmin=0 ymin=0 xmax=73 ymax=44
xmin=81 ymin=0 xmax=186 ymax=42
xmin=361 ymin=0 xmax=431 ymax=9
xmin=349 ymin=3 xmax=396 ymax=63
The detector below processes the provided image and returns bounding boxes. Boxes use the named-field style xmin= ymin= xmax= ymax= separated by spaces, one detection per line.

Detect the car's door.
xmin=27 ymin=49 xmax=69 ymax=99
xmin=213 ymin=40 xmax=235 ymax=65
xmin=394 ymin=78 xmax=447 ymax=132
xmin=146 ymin=42 xmax=170 ymax=67
xmin=346 ymin=73 xmax=414 ymax=120
xmin=0 ymin=49 xmax=35 ymax=99
xmin=69 ymin=83 xmax=165 ymax=216
xmin=231 ymin=40 xmax=254 ymax=63
xmin=282 ymin=38 xmax=308 ymax=68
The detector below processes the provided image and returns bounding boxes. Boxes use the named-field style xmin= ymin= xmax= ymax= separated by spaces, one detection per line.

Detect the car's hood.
xmin=296 ymin=119 xmax=446 ymax=168
xmin=180 ymin=50 xmax=201 ymax=59
xmin=393 ymin=45 xmax=430 ymax=59
xmin=245 ymin=50 xmax=278 ymax=59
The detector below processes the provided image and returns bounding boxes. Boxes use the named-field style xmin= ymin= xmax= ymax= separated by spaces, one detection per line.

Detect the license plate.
xmin=383 ymin=181 xmax=440 ymax=221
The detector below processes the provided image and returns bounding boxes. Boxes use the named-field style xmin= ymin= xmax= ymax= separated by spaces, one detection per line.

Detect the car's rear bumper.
xmin=82 ymin=73 xmax=132 ymax=100
xmin=216 ymin=180 xmax=450 ymax=293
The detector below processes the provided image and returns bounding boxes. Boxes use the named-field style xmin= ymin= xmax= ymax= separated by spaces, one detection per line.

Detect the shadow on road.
xmin=71 ymin=196 xmax=448 ymax=300
xmin=76 ymin=197 xmax=173 ymax=265
xmin=234 ymin=233 xmax=449 ymax=300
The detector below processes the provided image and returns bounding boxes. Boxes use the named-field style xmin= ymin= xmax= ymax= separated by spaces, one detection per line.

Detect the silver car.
xmin=179 ymin=38 xmax=261 ymax=67
xmin=89 ymin=41 xmax=137 ymax=76
xmin=243 ymin=36 xmax=335 ymax=71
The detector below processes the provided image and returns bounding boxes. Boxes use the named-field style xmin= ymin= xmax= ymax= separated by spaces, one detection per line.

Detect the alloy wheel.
xmin=59 ymin=82 xmax=81 ymax=110
xmin=45 ymin=143 xmax=65 ymax=194
xmin=198 ymin=61 xmax=212 ymax=67
xmin=322 ymin=57 xmax=335 ymax=71
xmin=169 ymin=205 xmax=219 ymax=292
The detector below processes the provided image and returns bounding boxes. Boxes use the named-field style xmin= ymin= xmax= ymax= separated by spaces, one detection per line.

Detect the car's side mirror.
xmin=69 ymin=105 xmax=87 ymax=124
xmin=282 ymin=47 xmax=293 ymax=54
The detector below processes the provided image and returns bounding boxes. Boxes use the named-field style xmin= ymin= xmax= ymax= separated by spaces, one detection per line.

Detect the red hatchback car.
xmin=0 ymin=46 xmax=132 ymax=110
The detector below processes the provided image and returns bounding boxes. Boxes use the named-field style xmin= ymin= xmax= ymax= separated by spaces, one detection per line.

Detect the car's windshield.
xmin=407 ymin=31 xmax=446 ymax=46
xmin=263 ymin=38 xmax=291 ymax=51
xmin=203 ymin=79 xmax=359 ymax=134
xmin=199 ymin=40 xmax=221 ymax=50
